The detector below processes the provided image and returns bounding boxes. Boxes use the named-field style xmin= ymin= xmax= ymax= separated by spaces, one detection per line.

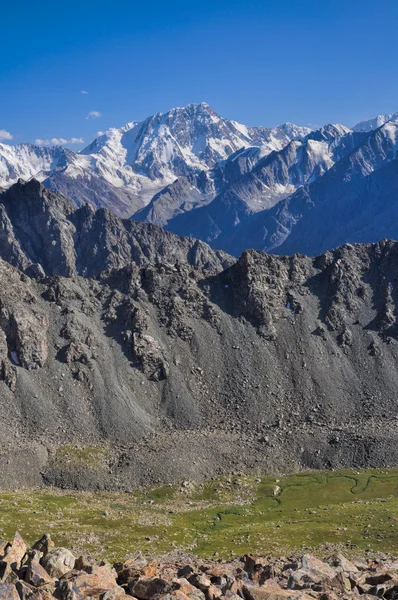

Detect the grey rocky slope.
xmin=1 ymin=184 xmax=398 ymax=488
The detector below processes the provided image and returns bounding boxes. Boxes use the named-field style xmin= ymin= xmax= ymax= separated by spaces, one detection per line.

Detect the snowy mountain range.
xmin=161 ymin=120 xmax=398 ymax=257
xmin=2 ymin=103 xmax=398 ymax=257
xmin=0 ymin=102 xmax=311 ymax=218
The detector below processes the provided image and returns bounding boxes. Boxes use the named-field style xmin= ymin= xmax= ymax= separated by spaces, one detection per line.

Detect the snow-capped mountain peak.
xmin=77 ymin=103 xmax=312 ymax=195
xmin=0 ymin=102 xmax=312 ymax=214
xmin=0 ymin=142 xmax=80 ymax=189
xmin=353 ymin=112 xmax=398 ymax=132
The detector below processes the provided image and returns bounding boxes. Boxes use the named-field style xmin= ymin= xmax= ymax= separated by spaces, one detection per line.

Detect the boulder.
xmin=132 ymin=333 xmax=169 ymax=381
xmin=31 ymin=535 xmax=54 ymax=557
xmin=25 ymin=561 xmax=54 ymax=587
xmin=41 ymin=548 xmax=75 ymax=579
xmin=206 ymin=584 xmax=223 ymax=600
xmin=101 ymin=588 xmax=127 ymax=600
xmin=173 ymin=578 xmax=205 ymax=600
xmin=288 ymin=555 xmax=341 ymax=591
xmin=55 ymin=564 xmax=119 ymax=599
xmin=129 ymin=577 xmax=173 ymax=600
xmin=117 ymin=559 xmax=157 ymax=585
xmin=188 ymin=574 xmax=212 ymax=592
xmin=0 ymin=533 xmax=27 ymax=582
xmin=242 ymin=582 xmax=313 ymax=600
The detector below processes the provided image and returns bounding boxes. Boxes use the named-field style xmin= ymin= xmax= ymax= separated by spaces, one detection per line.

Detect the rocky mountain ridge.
xmin=4 ymin=105 xmax=398 ymax=260
xmin=220 ymin=121 xmax=398 ymax=257
xmin=0 ymin=180 xmax=231 ymax=278
xmin=1 ymin=181 xmax=398 ymax=488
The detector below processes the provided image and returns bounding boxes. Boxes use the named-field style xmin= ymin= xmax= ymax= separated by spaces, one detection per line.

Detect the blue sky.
xmin=2 ymin=0 xmax=398 ymax=147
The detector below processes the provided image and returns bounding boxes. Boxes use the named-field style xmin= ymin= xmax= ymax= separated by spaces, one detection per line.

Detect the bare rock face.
xmin=0 ymin=179 xmax=77 ymax=277
xmin=0 ymin=329 xmax=16 ymax=391
xmin=0 ymin=261 xmax=49 ymax=390
xmin=132 ymin=332 xmax=169 ymax=382
xmin=0 ymin=307 xmax=49 ymax=370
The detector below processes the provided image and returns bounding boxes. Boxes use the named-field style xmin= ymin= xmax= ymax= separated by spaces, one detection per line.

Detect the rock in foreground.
xmin=1 ymin=532 xmax=398 ymax=600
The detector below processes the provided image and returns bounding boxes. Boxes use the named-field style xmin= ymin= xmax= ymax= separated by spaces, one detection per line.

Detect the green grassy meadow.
xmin=1 ymin=468 xmax=398 ymax=561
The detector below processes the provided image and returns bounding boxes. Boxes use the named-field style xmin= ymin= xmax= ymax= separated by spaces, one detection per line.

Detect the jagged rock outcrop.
xmin=0 ymin=180 xmax=232 ymax=278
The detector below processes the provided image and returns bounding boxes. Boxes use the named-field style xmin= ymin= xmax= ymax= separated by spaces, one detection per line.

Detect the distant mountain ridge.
xmin=140 ymin=117 xmax=398 ymax=258
xmin=159 ymin=123 xmax=361 ymax=243
xmin=353 ymin=112 xmax=398 ymax=132
xmin=3 ymin=104 xmax=398 ymax=259
xmin=0 ymin=103 xmax=311 ymax=218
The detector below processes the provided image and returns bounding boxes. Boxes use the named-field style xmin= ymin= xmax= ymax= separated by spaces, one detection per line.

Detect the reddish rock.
xmin=0 ymin=543 xmax=9 ymax=560
xmin=55 ymin=564 xmax=120 ymax=600
xmin=188 ymin=574 xmax=211 ymax=592
xmin=117 ymin=560 xmax=157 ymax=586
xmin=243 ymin=582 xmax=314 ymax=600
xmin=0 ymin=533 xmax=27 ymax=583
xmin=205 ymin=584 xmax=223 ymax=600
xmin=244 ymin=556 xmax=269 ymax=577
xmin=0 ymin=584 xmax=19 ymax=600
xmin=101 ymin=587 xmax=128 ymax=600
xmin=144 ymin=561 xmax=158 ymax=579
xmin=173 ymin=578 xmax=205 ymax=600
xmin=172 ymin=592 xmax=192 ymax=600
xmin=25 ymin=561 xmax=54 ymax=588
xmin=2 ymin=533 xmax=27 ymax=570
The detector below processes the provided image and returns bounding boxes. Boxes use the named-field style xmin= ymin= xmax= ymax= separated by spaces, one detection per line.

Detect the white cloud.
xmin=96 ymin=131 xmax=105 ymax=137
xmin=80 ymin=90 xmax=88 ymax=95
xmin=34 ymin=137 xmax=84 ymax=147
xmin=86 ymin=110 xmax=101 ymax=119
xmin=0 ymin=129 xmax=13 ymax=141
